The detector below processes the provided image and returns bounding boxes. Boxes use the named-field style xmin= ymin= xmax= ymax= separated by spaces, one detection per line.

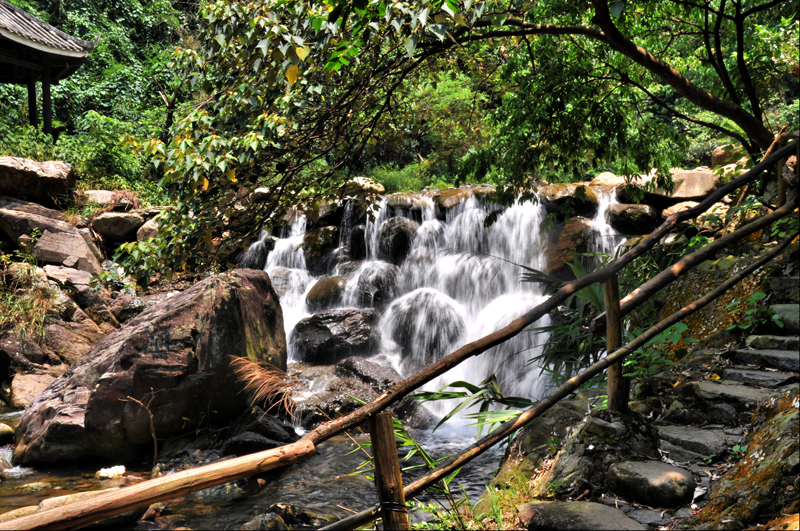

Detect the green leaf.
xmin=610 ymin=1 xmax=626 ymax=19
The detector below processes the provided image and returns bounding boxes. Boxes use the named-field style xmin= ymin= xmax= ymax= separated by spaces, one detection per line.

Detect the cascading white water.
xmin=245 ymin=187 xmax=623 ymax=421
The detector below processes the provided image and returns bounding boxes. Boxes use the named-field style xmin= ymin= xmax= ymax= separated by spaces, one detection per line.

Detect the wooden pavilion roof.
xmin=0 ymin=0 xmax=97 ymax=85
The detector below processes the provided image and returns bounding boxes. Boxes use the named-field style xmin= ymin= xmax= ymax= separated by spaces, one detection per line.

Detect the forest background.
xmin=0 ymin=0 xmax=798 ymax=283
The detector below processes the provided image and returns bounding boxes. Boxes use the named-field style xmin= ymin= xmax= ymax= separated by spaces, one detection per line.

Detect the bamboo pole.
xmin=320 ymin=231 xmax=797 ymax=531
xmin=2 ymin=440 xmax=316 ymax=530
xmin=604 ymin=274 xmax=628 ymax=413
xmin=369 ymin=412 xmax=409 ymax=531
xmin=591 ymin=197 xmax=798 ymax=333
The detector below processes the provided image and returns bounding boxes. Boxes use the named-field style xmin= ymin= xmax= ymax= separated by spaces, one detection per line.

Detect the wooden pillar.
xmin=368 ymin=411 xmax=409 ymax=531
xmin=604 ymin=274 xmax=629 ymax=413
xmin=41 ymin=56 xmax=52 ymax=137
xmin=27 ymin=79 xmax=38 ymax=127
xmin=777 ymin=159 xmax=787 ymax=208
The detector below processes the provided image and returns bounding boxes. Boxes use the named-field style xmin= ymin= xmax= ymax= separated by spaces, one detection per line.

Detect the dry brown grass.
xmin=230 ymin=356 xmax=298 ymax=417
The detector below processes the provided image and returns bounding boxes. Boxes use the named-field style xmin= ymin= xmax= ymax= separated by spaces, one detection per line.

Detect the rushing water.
xmin=0 ymin=188 xmax=623 ymax=528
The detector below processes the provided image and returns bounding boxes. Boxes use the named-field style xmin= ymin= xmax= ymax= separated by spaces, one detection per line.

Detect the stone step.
xmin=769 ymin=304 xmax=800 ymax=334
xmin=692 ymin=380 xmax=772 ymax=407
xmin=657 ymin=425 xmax=733 ymax=458
xmin=745 ymin=335 xmax=800 ymax=351
xmin=722 ymin=368 xmax=797 ymax=388
xmin=729 ymin=349 xmax=799 ymax=372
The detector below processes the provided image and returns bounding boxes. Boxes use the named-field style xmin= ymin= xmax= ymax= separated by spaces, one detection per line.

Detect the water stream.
xmin=0 ymin=188 xmax=623 ymax=528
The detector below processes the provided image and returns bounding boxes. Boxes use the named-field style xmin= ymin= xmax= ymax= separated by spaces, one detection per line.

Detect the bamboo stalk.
xmin=369 ymin=412 xmax=409 ymax=531
xmin=2 ymin=440 xmax=316 ymax=530
xmin=320 ymin=231 xmax=797 ymax=531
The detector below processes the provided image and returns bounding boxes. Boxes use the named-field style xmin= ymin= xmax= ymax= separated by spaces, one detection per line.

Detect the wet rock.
xmin=532 ymin=410 xmax=660 ymax=500
xmin=728 ymin=349 xmax=800 ymax=372
xmin=341 ymin=177 xmax=385 ymax=197
xmin=539 ymin=183 xmax=599 ymax=218
xmin=239 ymin=234 xmax=278 ymax=270
xmin=517 ymin=500 xmax=645 ymax=530
xmin=291 ymin=309 xmax=380 ymax=365
xmin=545 ymin=217 xmax=591 ymax=280
xmin=628 ymin=508 xmax=672 ymax=526
xmin=435 ymin=188 xmax=473 ymax=213
xmin=657 ymin=425 xmax=730 ymax=458
xmin=269 ymin=267 xmax=311 ymax=299
xmin=229 ymin=406 xmax=298 ymax=443
xmin=91 ymin=211 xmax=146 ymax=242
xmin=349 ymin=225 xmax=367 ymax=260
xmin=32 ymin=230 xmax=103 ymax=275
xmin=0 ymin=422 xmax=14 ymax=445
xmin=745 ymin=335 xmax=800 ymax=351
xmin=220 ymin=431 xmax=284 ymax=457
xmin=386 ymin=193 xmax=430 ymax=211
xmin=607 ymin=460 xmax=695 ymax=508
xmin=0 ymin=157 xmax=75 ymax=206
xmin=14 ymin=269 xmax=286 ymax=464
xmin=307 ymin=200 xmax=345 ymax=229
xmin=347 ymin=261 xmax=402 ymax=309
xmin=608 ymin=204 xmax=658 ymax=234
xmin=240 ymin=513 xmax=288 ymax=530
xmin=687 ymin=388 xmax=800 ymax=529
xmin=267 ymin=503 xmax=338 ymax=527
xmin=378 ymin=217 xmax=419 ymax=264
xmin=306 ymin=275 xmax=348 ymax=311
xmin=722 ymin=368 xmax=797 ymax=388
xmin=10 ymin=373 xmax=57 ymax=408
xmin=334 ymin=356 xmax=402 ymax=393
xmin=303 ymin=226 xmax=340 ymax=275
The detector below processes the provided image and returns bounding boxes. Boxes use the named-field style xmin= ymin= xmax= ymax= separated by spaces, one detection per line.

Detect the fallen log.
xmin=321 ymin=230 xmax=798 ymax=531
xmin=2 ymin=440 xmax=316 ymax=530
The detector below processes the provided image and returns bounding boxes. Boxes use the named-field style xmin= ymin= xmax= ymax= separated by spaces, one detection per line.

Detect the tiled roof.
xmin=0 ymin=0 xmax=95 ymax=55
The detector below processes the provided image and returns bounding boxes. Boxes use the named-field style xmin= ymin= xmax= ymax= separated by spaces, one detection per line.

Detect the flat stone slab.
xmin=730 ymin=349 xmax=800 ymax=372
xmin=628 ymin=508 xmax=672 ymax=527
xmin=693 ymin=380 xmax=771 ymax=406
xmin=745 ymin=335 xmax=799 ymax=352
xmin=42 ymin=265 xmax=93 ymax=287
xmin=659 ymin=439 xmax=706 ymax=463
xmin=32 ymin=230 xmax=102 ymax=275
xmin=722 ymin=368 xmax=797 ymax=388
xmin=607 ymin=460 xmax=696 ymax=508
xmin=518 ymin=501 xmax=645 ymax=530
xmin=658 ymin=425 xmax=730 ymax=457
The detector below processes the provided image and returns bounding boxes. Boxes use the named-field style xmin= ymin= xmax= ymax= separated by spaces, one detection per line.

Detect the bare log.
xmin=2 ymin=440 xmax=316 ymax=530
xmin=321 ymin=231 xmax=797 ymax=531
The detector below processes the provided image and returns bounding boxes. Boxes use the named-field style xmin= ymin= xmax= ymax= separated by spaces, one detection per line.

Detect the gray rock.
xmin=745 ymin=335 xmax=799 ymax=351
xmin=657 ymin=425 xmax=730 ymax=457
xmin=721 ymin=368 xmax=797 ymax=388
xmin=729 ymin=349 xmax=800 ymax=372
xmin=136 ymin=216 xmax=159 ymax=241
xmin=349 ymin=225 xmax=367 ymax=260
xmin=0 ymin=157 xmax=74 ymax=206
xmin=608 ymin=204 xmax=658 ymax=234
xmin=229 ymin=406 xmax=298 ymax=443
xmin=607 ymin=460 xmax=695 ymax=508
xmin=346 ymin=261 xmax=402 ymax=309
xmin=670 ymin=169 xmax=720 ymax=200
xmin=767 ymin=277 xmax=799 ymax=304
xmin=32 ymin=230 xmax=103 ymax=275
xmin=80 ymin=190 xmax=137 ymax=211
xmin=673 ymin=507 xmax=694 ymax=519
xmin=692 ymin=380 xmax=771 ymax=407
xmin=10 ymin=373 xmax=57 ymax=408
xmin=13 ymin=269 xmax=287 ymax=464
xmin=517 ymin=501 xmax=645 ymax=530
xmin=220 ymin=431 xmax=283 ymax=457
xmin=0 ymin=207 xmax=74 ymax=246
xmin=658 ymin=439 xmax=707 ymax=463
xmin=768 ymin=304 xmax=800 ymax=334
xmin=539 ymin=183 xmax=599 ymax=218
xmin=305 ymin=275 xmax=347 ymax=311
xmin=628 ymin=508 xmax=672 ymax=526
xmin=91 ymin=211 xmax=146 ymax=242
xmin=240 ymin=513 xmax=288 ymax=531
xmin=0 ymin=423 xmax=13 ymax=445
xmin=267 ymin=503 xmax=337 ymax=527
xmin=290 ymin=309 xmax=380 ymax=365
xmin=302 ymin=226 xmax=340 ymax=275
xmin=334 ymin=356 xmax=402 ymax=393
xmin=239 ymin=234 xmax=278 ymax=270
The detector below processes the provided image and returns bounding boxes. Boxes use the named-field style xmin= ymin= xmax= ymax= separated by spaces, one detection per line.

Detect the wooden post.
xmin=27 ymin=79 xmax=38 ymax=127
xmin=368 ymin=411 xmax=409 ymax=531
xmin=41 ymin=56 xmax=52 ymax=137
xmin=604 ymin=274 xmax=629 ymax=413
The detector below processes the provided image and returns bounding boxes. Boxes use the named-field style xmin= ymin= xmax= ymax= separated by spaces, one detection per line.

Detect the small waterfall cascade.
xmin=241 ymin=188 xmax=623 ymax=421
xmin=589 ymin=188 xmax=626 ymax=260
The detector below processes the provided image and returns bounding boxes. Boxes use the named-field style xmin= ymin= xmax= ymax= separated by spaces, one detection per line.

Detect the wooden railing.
xmin=3 ymin=140 xmax=797 ymax=530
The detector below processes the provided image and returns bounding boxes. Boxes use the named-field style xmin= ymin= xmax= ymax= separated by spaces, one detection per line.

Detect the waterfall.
xmin=244 ymin=187 xmax=623 ymax=421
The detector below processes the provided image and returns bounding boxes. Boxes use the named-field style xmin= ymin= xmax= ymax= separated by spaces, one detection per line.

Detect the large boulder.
xmin=608 ymin=204 xmax=658 ymax=234
xmin=544 ymin=217 xmax=591 ymax=280
xmin=302 ymin=226 xmax=340 ymax=275
xmin=670 ymin=168 xmax=720 ymax=200
xmin=539 ymin=184 xmax=599 ymax=218
xmin=79 ymin=190 xmax=138 ymax=211
xmin=607 ymin=460 xmax=695 ymax=508
xmin=346 ymin=261 xmax=402 ymax=310
xmin=305 ymin=275 xmax=348 ymax=311
xmin=290 ymin=309 xmax=379 ymax=365
xmin=0 ymin=157 xmax=75 ymax=206
xmin=517 ymin=501 xmax=645 ymax=531
xmin=91 ymin=212 xmax=146 ymax=242
xmin=378 ymin=217 xmax=419 ymax=264
xmin=13 ymin=269 xmax=287 ymax=464
xmin=32 ymin=230 xmax=103 ymax=275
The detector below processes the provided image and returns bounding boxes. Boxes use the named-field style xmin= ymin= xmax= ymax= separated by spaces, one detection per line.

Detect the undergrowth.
xmin=0 ymin=251 xmax=60 ymax=339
